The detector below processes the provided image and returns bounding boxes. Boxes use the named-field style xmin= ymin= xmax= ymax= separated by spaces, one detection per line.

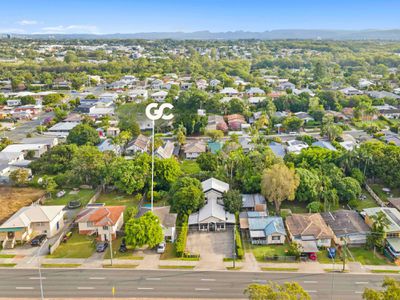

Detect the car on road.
xmin=96 ymin=241 xmax=109 ymax=252
xmin=157 ymin=241 xmax=166 ymax=254
xmin=30 ymin=234 xmax=47 ymax=246
xmin=67 ymin=200 xmax=81 ymax=209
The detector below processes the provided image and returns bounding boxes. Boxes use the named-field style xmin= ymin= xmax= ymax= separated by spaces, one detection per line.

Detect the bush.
xmin=235 ymin=227 xmax=244 ymax=259
xmin=175 ymin=216 xmax=189 ymax=257
xmin=287 ymin=242 xmax=301 ymax=259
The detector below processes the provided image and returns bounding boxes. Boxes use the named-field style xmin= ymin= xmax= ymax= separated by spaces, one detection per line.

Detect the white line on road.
xmin=29 ymin=277 xmax=46 ymax=280
xmin=137 ymin=287 xmax=154 ymax=290
xmin=305 ymin=290 xmax=317 ymax=293
xmin=252 ymin=279 xmax=266 ymax=283
xmin=356 ymin=282 xmax=369 ymax=284
xmin=89 ymin=277 xmax=105 ymax=280
xmin=16 ymin=287 xmax=34 ymax=290
xmin=195 ymin=288 xmax=211 ymax=291
xmin=355 ymin=291 xmax=364 ymax=294
xmin=77 ymin=287 xmax=94 ymax=290
xmin=303 ymin=281 xmax=318 ymax=284
xmin=201 ymin=278 xmax=216 ymax=281
xmin=146 ymin=278 xmax=161 ymax=281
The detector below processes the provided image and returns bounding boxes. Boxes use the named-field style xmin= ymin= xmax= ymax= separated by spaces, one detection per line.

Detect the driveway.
xmin=187 ymin=230 xmax=233 ymax=270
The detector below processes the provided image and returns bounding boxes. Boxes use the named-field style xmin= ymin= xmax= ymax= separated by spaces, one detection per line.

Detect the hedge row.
xmin=235 ymin=227 xmax=244 ymax=259
xmin=175 ymin=217 xmax=189 ymax=257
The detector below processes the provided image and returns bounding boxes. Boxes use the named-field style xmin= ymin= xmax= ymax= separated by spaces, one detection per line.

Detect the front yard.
xmin=247 ymin=242 xmax=290 ymax=262
xmin=103 ymin=237 xmax=143 ymax=260
xmin=44 ymin=189 xmax=96 ymax=206
xmin=347 ymin=247 xmax=392 ymax=266
xmin=47 ymin=230 xmax=95 ymax=259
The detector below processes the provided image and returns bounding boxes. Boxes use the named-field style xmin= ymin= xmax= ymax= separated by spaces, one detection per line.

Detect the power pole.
xmin=108 ymin=225 xmax=113 ymax=266
xmin=151 ymin=119 xmax=155 ymax=211
xmin=233 ymin=225 xmax=236 ymax=269
xmin=342 ymin=235 xmax=347 ymax=272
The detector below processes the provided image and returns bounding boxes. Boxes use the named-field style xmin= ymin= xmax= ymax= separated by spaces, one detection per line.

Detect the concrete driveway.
xmin=187 ymin=230 xmax=233 ymax=270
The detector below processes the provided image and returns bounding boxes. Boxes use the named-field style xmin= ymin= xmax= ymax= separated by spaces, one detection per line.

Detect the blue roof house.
xmin=248 ymin=215 xmax=286 ymax=245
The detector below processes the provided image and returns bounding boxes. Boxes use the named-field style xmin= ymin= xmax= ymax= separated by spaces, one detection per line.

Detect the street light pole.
xmin=108 ymin=224 xmax=113 ymax=266
xmin=37 ymin=241 xmax=46 ymax=300
xmin=151 ymin=119 xmax=155 ymax=212
xmin=233 ymin=225 xmax=236 ymax=269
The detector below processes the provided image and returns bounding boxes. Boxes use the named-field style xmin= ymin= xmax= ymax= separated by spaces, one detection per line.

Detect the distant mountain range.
xmin=3 ymin=29 xmax=400 ymax=40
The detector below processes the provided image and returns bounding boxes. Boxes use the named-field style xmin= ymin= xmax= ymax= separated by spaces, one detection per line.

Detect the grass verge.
xmin=41 ymin=263 xmax=81 ymax=268
xmin=370 ymin=269 xmax=400 ymax=274
xmin=261 ymin=267 xmax=298 ymax=272
xmin=158 ymin=265 xmax=195 ymax=269
xmin=226 ymin=266 xmax=242 ymax=270
xmin=0 ymin=263 xmax=16 ymax=267
xmin=0 ymin=254 xmax=16 ymax=258
xmin=103 ymin=264 xmax=138 ymax=269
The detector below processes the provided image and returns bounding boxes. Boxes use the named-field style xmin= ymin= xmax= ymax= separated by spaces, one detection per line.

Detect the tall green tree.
xmin=67 ymin=124 xmax=100 ymax=146
xmin=245 ymin=282 xmax=311 ymax=300
xmin=125 ymin=212 xmax=163 ymax=249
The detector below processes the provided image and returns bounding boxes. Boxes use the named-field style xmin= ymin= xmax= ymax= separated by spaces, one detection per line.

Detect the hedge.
xmin=235 ymin=226 xmax=244 ymax=259
xmin=175 ymin=216 xmax=189 ymax=257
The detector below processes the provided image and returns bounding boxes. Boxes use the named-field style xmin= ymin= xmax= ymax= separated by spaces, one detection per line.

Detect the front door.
xmin=209 ymin=223 xmax=215 ymax=232
xmin=7 ymin=232 xmax=14 ymax=239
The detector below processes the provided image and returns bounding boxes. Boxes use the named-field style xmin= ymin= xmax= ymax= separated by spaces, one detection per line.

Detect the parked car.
xmin=327 ymin=247 xmax=336 ymax=259
xmin=96 ymin=241 xmax=109 ymax=252
xmin=67 ymin=200 xmax=81 ymax=209
xmin=157 ymin=241 xmax=166 ymax=254
xmin=30 ymin=234 xmax=47 ymax=246
xmin=56 ymin=190 xmax=66 ymax=198
xmin=119 ymin=238 xmax=127 ymax=253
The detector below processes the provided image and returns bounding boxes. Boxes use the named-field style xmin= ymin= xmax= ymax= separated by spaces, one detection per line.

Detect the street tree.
xmin=244 ymin=282 xmax=311 ymax=300
xmin=124 ymin=212 xmax=163 ymax=249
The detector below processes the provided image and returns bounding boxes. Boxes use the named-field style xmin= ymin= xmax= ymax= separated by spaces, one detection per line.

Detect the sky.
xmin=1 ymin=0 xmax=400 ymax=34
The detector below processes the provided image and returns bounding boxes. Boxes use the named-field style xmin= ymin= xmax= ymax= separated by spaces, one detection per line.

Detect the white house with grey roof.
xmin=189 ymin=178 xmax=235 ymax=231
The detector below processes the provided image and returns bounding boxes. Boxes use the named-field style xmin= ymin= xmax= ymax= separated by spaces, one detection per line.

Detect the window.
xmin=87 ymin=221 xmax=94 ymax=227
xmin=103 ymin=226 xmax=109 ymax=230
xmin=272 ymin=236 xmax=281 ymax=241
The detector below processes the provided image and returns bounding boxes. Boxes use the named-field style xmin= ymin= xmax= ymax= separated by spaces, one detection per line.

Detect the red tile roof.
xmin=76 ymin=206 xmax=126 ymax=226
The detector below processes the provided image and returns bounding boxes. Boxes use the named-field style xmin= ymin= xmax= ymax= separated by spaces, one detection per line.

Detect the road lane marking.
xmin=146 ymin=278 xmax=161 ymax=281
xmin=89 ymin=277 xmax=105 ymax=280
xmin=29 ymin=277 xmax=46 ymax=280
xmin=77 ymin=287 xmax=94 ymax=290
xmin=137 ymin=287 xmax=154 ymax=290
xmin=195 ymin=288 xmax=211 ymax=291
xmin=355 ymin=291 xmax=363 ymax=294
xmin=252 ymin=279 xmax=266 ymax=283
xmin=356 ymin=282 xmax=369 ymax=284
xmin=305 ymin=290 xmax=317 ymax=293
xmin=16 ymin=287 xmax=34 ymax=290
xmin=303 ymin=281 xmax=318 ymax=284
xmin=201 ymin=278 xmax=216 ymax=281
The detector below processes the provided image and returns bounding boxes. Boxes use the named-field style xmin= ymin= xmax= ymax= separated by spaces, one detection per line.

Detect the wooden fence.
xmin=365 ymin=184 xmax=386 ymax=207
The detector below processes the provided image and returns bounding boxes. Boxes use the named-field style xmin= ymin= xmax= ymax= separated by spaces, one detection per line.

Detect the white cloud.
xmin=39 ymin=24 xmax=99 ymax=34
xmin=18 ymin=20 xmax=38 ymax=26
xmin=0 ymin=28 xmax=26 ymax=34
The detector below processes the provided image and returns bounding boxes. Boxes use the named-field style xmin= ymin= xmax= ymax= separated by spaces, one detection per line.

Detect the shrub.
xmin=175 ymin=216 xmax=189 ymax=257
xmin=235 ymin=227 xmax=244 ymax=259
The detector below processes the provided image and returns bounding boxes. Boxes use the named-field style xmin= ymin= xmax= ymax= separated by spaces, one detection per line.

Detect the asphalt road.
xmin=0 ymin=269 xmax=396 ymax=299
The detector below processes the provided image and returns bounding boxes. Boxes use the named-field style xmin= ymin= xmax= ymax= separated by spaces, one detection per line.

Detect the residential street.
xmin=0 ymin=268 xmax=397 ymax=299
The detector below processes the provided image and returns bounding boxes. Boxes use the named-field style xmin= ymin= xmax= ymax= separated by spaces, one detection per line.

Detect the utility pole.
xmin=233 ymin=225 xmax=236 ymax=269
xmin=37 ymin=241 xmax=46 ymax=300
xmin=151 ymin=119 xmax=155 ymax=211
xmin=342 ymin=235 xmax=347 ymax=272
xmin=108 ymin=224 xmax=113 ymax=266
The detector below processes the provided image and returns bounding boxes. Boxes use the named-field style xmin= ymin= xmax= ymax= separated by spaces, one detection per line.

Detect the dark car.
xmin=119 ymin=238 xmax=127 ymax=253
xmin=96 ymin=241 xmax=109 ymax=252
xmin=67 ymin=200 xmax=82 ymax=209
xmin=30 ymin=234 xmax=47 ymax=246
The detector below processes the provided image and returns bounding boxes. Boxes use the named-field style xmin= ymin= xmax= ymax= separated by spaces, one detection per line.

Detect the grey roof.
xmin=312 ymin=141 xmax=337 ymax=151
xmin=188 ymin=199 xmax=235 ymax=225
xmin=242 ymin=194 xmax=266 ymax=209
xmin=269 ymin=142 xmax=285 ymax=158
xmin=320 ymin=210 xmax=370 ymax=237
xmin=248 ymin=216 xmax=286 ymax=237
xmin=137 ymin=206 xmax=177 ymax=228
xmin=202 ymin=178 xmax=229 ymax=193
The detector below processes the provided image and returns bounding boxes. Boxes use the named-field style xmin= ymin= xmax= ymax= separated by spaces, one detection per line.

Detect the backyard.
xmin=369 ymin=183 xmax=400 ymax=203
xmin=47 ymin=230 xmax=95 ymax=259
xmin=351 ymin=188 xmax=379 ymax=211
xmin=0 ymin=186 xmax=45 ymax=223
xmin=95 ymin=191 xmax=141 ymax=208
xmin=44 ymin=189 xmax=96 ymax=206
xmin=180 ymin=160 xmax=201 ymax=175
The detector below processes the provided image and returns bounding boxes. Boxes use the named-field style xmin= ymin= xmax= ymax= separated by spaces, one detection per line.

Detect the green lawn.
xmin=278 ymin=201 xmax=309 ymax=214
xmin=103 ymin=237 xmax=144 ymax=260
xmin=352 ymin=189 xmax=379 ymax=211
xmin=41 ymin=263 xmax=81 ymax=268
xmin=0 ymin=263 xmax=16 ymax=267
xmin=249 ymin=243 xmax=289 ymax=262
xmin=370 ymin=183 xmax=400 ymax=203
xmin=348 ymin=247 xmax=391 ymax=266
xmin=103 ymin=263 xmax=138 ymax=268
xmin=180 ymin=160 xmax=201 ymax=175
xmin=96 ymin=192 xmax=141 ymax=208
xmin=160 ymin=243 xmax=200 ymax=261
xmin=158 ymin=265 xmax=195 ymax=269
xmin=0 ymin=254 xmax=15 ymax=258
xmin=45 ymin=189 xmax=96 ymax=206
xmin=47 ymin=230 xmax=95 ymax=259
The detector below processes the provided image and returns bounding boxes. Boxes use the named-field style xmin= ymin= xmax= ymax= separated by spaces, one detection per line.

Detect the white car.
xmin=56 ymin=190 xmax=66 ymax=198
xmin=157 ymin=242 xmax=166 ymax=254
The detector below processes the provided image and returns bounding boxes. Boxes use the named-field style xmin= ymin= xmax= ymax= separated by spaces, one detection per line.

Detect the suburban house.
xmin=247 ymin=214 xmax=286 ymax=245
xmin=312 ymin=141 xmax=337 ymax=151
xmin=47 ymin=121 xmax=80 ymax=137
xmin=0 ymin=205 xmax=65 ymax=249
xmin=155 ymin=141 xmax=175 ymax=159
xmin=151 ymin=90 xmax=168 ymax=102
xmin=206 ymin=115 xmax=228 ymax=132
xmin=242 ymin=194 xmax=267 ymax=212
xmin=220 ymin=87 xmax=239 ymax=97
xmin=125 ymin=134 xmax=150 ymax=154
xmin=362 ymin=207 xmax=400 ymax=238
xmin=138 ymin=206 xmax=177 ymax=242
xmin=188 ymin=178 xmax=235 ymax=231
xmin=320 ymin=210 xmax=371 ymax=245
xmin=1 ymin=143 xmax=48 ymax=159
xmin=183 ymin=141 xmax=206 ymax=159
xmin=75 ymin=206 xmax=125 ymax=241
xmin=97 ymin=139 xmax=122 ymax=155
xmin=285 ymin=213 xmax=335 ymax=253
